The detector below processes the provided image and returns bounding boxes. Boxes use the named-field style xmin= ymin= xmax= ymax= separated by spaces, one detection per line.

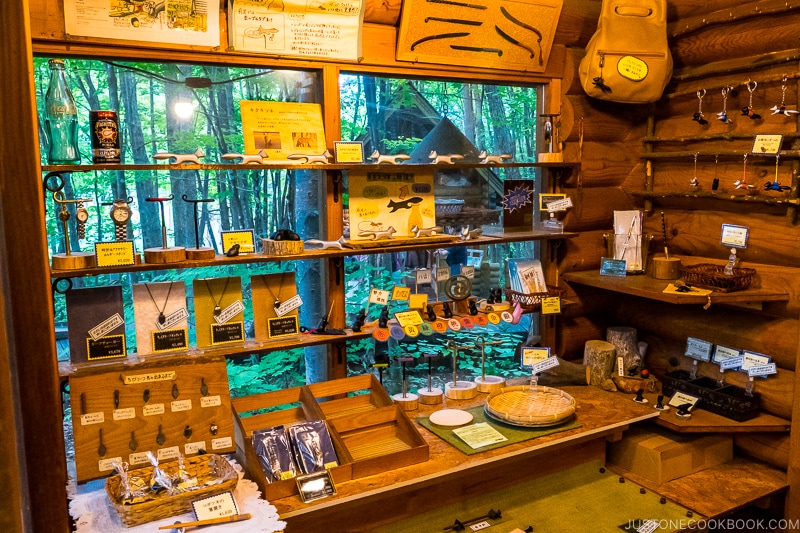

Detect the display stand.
xmin=392 ymin=357 xmax=419 ymax=411
xmin=444 ymin=340 xmax=478 ymax=400
xmin=144 ymin=195 xmax=186 ymax=263
xmin=51 ymin=191 xmax=95 ymax=269
xmin=417 ymin=353 xmax=443 ymax=405
xmin=473 ymin=336 xmax=505 ymax=394
xmin=181 ymin=194 xmax=216 ymax=260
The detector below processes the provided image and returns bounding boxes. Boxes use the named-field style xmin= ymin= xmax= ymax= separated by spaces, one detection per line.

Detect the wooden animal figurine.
xmin=304 ymin=236 xmax=346 ymax=250
xmin=221 ymin=149 xmax=268 ymax=164
xmin=460 ymin=227 xmax=483 ymax=240
xmin=478 ymin=150 xmax=513 ymax=164
xmin=428 ymin=151 xmax=464 ymax=164
xmin=287 ymin=150 xmax=332 ymax=164
xmin=358 ymin=226 xmax=396 ymax=240
xmin=369 ymin=150 xmax=411 ymax=164
xmin=411 ymin=225 xmax=444 ymax=238
xmin=153 ymin=148 xmax=204 ymax=165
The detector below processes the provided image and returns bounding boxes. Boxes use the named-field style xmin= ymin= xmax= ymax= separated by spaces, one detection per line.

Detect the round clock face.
xmin=76 ymin=209 xmax=89 ymax=222
xmin=112 ymin=207 xmax=129 ymax=223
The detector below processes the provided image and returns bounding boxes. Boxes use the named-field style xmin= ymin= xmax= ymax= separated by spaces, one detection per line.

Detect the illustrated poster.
xmin=240 ymin=101 xmax=326 ymax=159
xmin=348 ymin=168 xmax=436 ymax=240
xmin=228 ymin=0 xmax=365 ymax=60
xmin=64 ymin=0 xmax=221 ymax=47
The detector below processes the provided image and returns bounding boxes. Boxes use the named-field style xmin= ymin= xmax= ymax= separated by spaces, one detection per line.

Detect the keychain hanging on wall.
xmin=770 ymin=77 xmax=799 ymax=116
xmin=734 ymin=153 xmax=754 ymax=190
xmin=764 ymin=154 xmax=791 ymax=192
xmin=741 ymin=81 xmax=761 ymax=119
xmin=690 ymin=152 xmax=699 ymax=188
xmin=692 ymin=89 xmax=708 ymax=125
xmin=711 ymin=154 xmax=720 ymax=191
xmin=717 ymin=86 xmax=733 ymax=123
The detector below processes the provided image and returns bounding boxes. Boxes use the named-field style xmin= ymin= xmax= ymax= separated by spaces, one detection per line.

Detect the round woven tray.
xmin=485 ymin=385 xmax=576 ymax=427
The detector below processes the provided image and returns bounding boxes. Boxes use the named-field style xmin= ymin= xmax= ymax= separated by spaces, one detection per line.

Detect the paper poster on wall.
xmin=228 ymin=0 xmax=365 ymax=60
xmin=347 ymin=168 xmax=436 ymax=240
xmin=240 ymin=101 xmax=326 ymax=158
xmin=63 ymin=0 xmax=221 ymax=47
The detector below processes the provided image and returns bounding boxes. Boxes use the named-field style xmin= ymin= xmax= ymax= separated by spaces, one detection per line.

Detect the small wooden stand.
xmin=393 ymin=357 xmax=419 ymax=411
xmin=52 ymin=251 xmax=95 ymax=270
xmin=652 ymin=255 xmax=682 ymax=279
xmin=445 ymin=380 xmax=478 ymax=400
xmin=144 ymin=246 xmax=186 ymax=263
xmin=417 ymin=353 xmax=443 ymax=405
xmin=186 ymin=247 xmax=216 ymax=260
xmin=475 ymin=375 xmax=506 ymax=394
xmin=583 ymin=340 xmax=617 ymax=391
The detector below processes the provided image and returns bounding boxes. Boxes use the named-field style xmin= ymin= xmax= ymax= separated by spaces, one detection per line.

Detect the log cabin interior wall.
xmin=5 ymin=0 xmax=800 ymax=529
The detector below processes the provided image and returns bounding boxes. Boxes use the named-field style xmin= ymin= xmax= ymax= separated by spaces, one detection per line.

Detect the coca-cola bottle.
xmin=44 ymin=59 xmax=81 ymax=164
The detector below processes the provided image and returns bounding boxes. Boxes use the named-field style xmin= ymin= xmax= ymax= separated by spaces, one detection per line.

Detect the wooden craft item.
xmin=475 ymin=375 xmax=506 ymax=394
xmin=52 ymin=251 xmax=95 ymax=270
xmin=69 ymin=355 xmax=235 ymax=482
xmin=429 ymin=408 xmax=474 ymax=427
xmin=583 ymin=340 xmax=617 ymax=391
xmin=606 ymin=326 xmax=642 ymax=376
xmin=393 ymin=392 xmax=419 ymax=411
xmin=252 ymin=272 xmax=299 ymax=342
xmin=652 ymin=254 xmax=682 ymax=279
xmin=131 ymin=281 xmax=188 ymax=356
xmin=65 ymin=285 xmax=127 ymax=365
xmin=396 ymin=0 xmax=563 ymax=73
xmin=537 ymin=356 xmax=590 ymax=387
xmin=417 ymin=386 xmax=444 ymax=405
xmin=613 ymin=375 xmax=658 ymax=394
xmin=484 ymin=385 xmax=575 ymax=427
xmin=192 ymin=276 xmax=244 ymax=348
xmin=185 ymin=247 xmax=216 ymax=260
xmin=445 ymin=380 xmax=478 ymax=400
xmin=144 ymin=245 xmax=186 ymax=264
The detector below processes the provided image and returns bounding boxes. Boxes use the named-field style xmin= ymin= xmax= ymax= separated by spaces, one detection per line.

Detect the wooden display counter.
xmin=276 ymin=382 xmax=660 ymax=532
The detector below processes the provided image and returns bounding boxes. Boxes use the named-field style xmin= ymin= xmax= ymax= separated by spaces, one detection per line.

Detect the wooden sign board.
xmin=396 ymin=0 xmax=563 ymax=73
xmin=69 ymin=355 xmax=235 ymax=482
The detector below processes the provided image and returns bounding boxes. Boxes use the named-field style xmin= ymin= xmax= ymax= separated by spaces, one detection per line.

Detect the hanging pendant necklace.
xmin=267 ymin=271 xmax=288 ymax=311
xmin=204 ymin=277 xmax=230 ymax=317
xmin=145 ymin=281 xmax=174 ymax=325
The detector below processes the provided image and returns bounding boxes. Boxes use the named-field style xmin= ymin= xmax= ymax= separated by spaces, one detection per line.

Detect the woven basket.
xmin=485 ymin=385 xmax=576 ymax=427
xmin=504 ymin=287 xmax=563 ymax=312
xmin=681 ymin=264 xmax=756 ymax=292
xmin=105 ymin=454 xmax=238 ymax=527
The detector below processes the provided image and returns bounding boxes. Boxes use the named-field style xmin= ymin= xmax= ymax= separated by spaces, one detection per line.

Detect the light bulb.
xmin=174 ymin=101 xmax=194 ymax=119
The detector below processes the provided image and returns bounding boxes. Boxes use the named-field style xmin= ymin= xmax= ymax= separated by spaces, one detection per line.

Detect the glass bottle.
xmin=44 ymin=59 xmax=81 ymax=164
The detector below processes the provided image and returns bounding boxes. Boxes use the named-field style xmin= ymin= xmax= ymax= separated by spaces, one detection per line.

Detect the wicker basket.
xmin=681 ymin=264 xmax=756 ymax=292
xmin=504 ymin=287 xmax=563 ymax=312
xmin=105 ymin=454 xmax=238 ymax=527
xmin=485 ymin=385 xmax=576 ymax=427
xmin=435 ymin=199 xmax=465 ymax=215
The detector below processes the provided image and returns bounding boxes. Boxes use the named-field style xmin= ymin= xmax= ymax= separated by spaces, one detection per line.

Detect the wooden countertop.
xmin=275 ymin=381 xmax=659 ymax=522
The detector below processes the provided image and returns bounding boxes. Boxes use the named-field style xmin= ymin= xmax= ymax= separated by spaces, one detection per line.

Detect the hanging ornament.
xmin=734 ymin=153 xmax=754 ymax=190
xmin=770 ymin=77 xmax=799 ymax=116
xmin=592 ymin=52 xmax=612 ymax=93
xmin=692 ymin=89 xmax=708 ymax=125
xmin=711 ymin=154 xmax=719 ymax=191
xmin=690 ymin=152 xmax=699 ymax=188
xmin=764 ymin=154 xmax=791 ymax=192
xmin=717 ymin=86 xmax=733 ymax=123
xmin=741 ymin=81 xmax=761 ymax=119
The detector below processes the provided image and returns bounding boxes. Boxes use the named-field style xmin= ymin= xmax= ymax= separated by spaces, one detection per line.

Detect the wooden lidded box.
xmin=232 ymin=374 xmax=429 ymax=501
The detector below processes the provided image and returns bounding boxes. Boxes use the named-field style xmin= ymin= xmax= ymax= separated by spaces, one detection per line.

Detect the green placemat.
xmin=418 ymin=404 xmax=581 ymax=455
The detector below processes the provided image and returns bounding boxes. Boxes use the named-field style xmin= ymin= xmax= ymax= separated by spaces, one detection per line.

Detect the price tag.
xmin=392 ymin=286 xmax=411 ymax=301
xmin=99 ymin=457 xmax=123 ymax=472
xmin=720 ymin=224 xmax=749 ymax=249
xmin=748 ymin=363 xmax=777 ymax=377
xmin=521 ymin=347 xmax=550 ymax=367
xmin=395 ymin=310 xmax=423 ymax=327
xmin=531 ymin=356 xmax=559 ymax=374
xmin=80 ymin=412 xmax=105 ymax=425
xmin=185 ymin=441 xmax=206 ymax=455
xmin=368 ymin=288 xmax=390 ymax=305
xmin=192 ymin=492 xmax=239 ymax=521
xmin=752 ymin=134 xmax=783 ymax=155
xmin=142 ymin=404 xmax=165 ymax=416
xmin=86 ymin=334 xmax=126 ymax=360
xmin=408 ymin=293 xmax=428 ymax=310
xmin=221 ymin=229 xmax=255 ymax=254
xmin=668 ymin=391 xmax=700 ymax=409
xmin=415 ymin=269 xmax=432 ymax=284
xmin=546 ymin=197 xmax=573 ymax=212
xmin=200 ymin=395 xmax=221 ymax=408
xmin=112 ymin=408 xmax=136 ymax=421
xmin=210 ymin=321 xmax=245 ymax=345
xmin=88 ymin=313 xmax=124 ymax=341
xmin=541 ymin=297 xmax=561 ymax=314
xmin=94 ymin=241 xmax=135 ymax=267
xmin=157 ymin=446 xmax=180 ymax=462
xmin=333 ymin=141 xmax=364 ymax=163
xmin=435 ymin=266 xmax=451 ymax=282
xmin=268 ymin=316 xmax=299 ymax=338
xmin=741 ymin=351 xmax=770 ymax=371
xmin=275 ymin=294 xmax=303 ymax=317
xmin=685 ymin=337 xmax=713 ymax=362
xmin=152 ymin=328 xmax=188 ymax=353
xmin=460 ymin=265 xmax=475 ymax=279
xmin=636 ymin=520 xmax=660 ymax=533
xmin=211 ymin=436 xmax=233 ymax=450
xmin=713 ymin=345 xmax=741 ymax=364
xmin=214 ymin=300 xmax=244 ymax=325
xmin=719 ymin=356 xmax=744 ymax=370
xmin=170 ymin=399 xmax=192 ymax=412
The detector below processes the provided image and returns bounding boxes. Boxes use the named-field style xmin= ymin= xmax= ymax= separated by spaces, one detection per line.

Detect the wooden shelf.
xmin=57 ymin=327 xmax=375 ymax=378
xmin=611 ymin=457 xmax=788 ymax=519
xmin=632 ymin=190 xmax=799 ymax=206
xmin=638 ymin=393 xmax=791 ymax=433
xmin=51 ymin=231 xmax=576 ymax=279
xmin=562 ymin=269 xmax=789 ymax=306
xmin=42 ymin=161 xmax=580 ymax=173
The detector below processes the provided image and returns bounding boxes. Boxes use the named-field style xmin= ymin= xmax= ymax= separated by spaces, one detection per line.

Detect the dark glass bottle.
xmin=44 ymin=59 xmax=81 ymax=164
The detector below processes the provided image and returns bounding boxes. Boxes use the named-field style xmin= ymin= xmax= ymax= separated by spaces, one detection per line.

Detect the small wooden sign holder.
xmin=144 ymin=195 xmax=186 ymax=264
xmin=182 ymin=194 xmax=216 ymax=260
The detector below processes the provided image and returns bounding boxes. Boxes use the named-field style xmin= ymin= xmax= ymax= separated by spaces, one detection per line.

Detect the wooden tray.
xmin=485 ymin=385 xmax=576 ymax=427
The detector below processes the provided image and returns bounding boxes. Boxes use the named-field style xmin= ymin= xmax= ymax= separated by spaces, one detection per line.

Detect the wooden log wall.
xmin=555 ymin=0 xmax=800 ymax=520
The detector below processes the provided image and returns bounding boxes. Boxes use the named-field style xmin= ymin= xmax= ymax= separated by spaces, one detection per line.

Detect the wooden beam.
xmin=0 ymin=1 xmax=68 ymax=531
xmin=668 ymin=0 xmax=800 ymax=38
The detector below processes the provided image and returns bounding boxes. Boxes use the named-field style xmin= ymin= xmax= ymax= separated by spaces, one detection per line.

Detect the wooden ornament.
xmin=144 ymin=246 xmax=186 ymax=264
xmin=185 ymin=247 xmax=216 ymax=260
xmin=651 ymin=255 xmax=682 ymax=279
xmin=583 ymin=340 xmax=618 ymax=391
xmin=475 ymin=375 xmax=506 ymax=394
xmin=444 ymin=380 xmax=478 ymax=400
xmin=417 ymin=387 xmax=443 ymax=405
xmin=52 ymin=251 xmax=95 ymax=270
xmin=606 ymin=326 xmax=641 ymax=375
xmin=392 ymin=392 xmax=419 ymax=411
